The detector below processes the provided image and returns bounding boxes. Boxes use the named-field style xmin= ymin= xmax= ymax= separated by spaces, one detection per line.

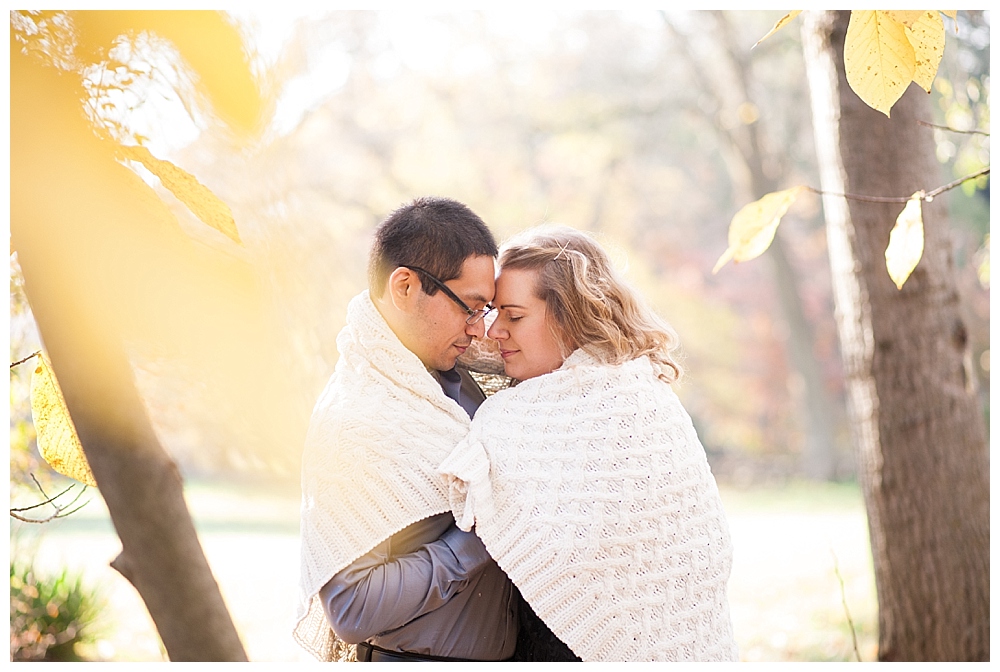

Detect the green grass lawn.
xmin=14 ymin=477 xmax=877 ymax=661
xmin=719 ymin=480 xmax=877 ymax=662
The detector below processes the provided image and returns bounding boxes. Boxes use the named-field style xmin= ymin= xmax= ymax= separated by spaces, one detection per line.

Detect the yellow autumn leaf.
xmin=121 ymin=144 xmax=242 ymax=245
xmin=753 ymin=11 xmax=802 ymax=48
xmin=844 ymin=10 xmax=916 ymax=117
xmin=30 ymin=355 xmax=98 ymax=487
xmin=904 ymin=11 xmax=945 ymax=92
xmin=713 ymin=186 xmax=806 ymax=274
xmin=884 ymin=11 xmax=924 ymax=27
xmin=885 ymin=192 xmax=925 ymax=289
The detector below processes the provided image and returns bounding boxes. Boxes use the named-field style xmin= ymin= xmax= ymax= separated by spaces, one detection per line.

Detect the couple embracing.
xmin=294 ymin=197 xmax=738 ymax=662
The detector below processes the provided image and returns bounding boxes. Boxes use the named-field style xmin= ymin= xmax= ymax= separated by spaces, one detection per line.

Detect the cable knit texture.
xmin=440 ymin=350 xmax=739 ymax=662
xmin=294 ymin=290 xmax=470 ymax=660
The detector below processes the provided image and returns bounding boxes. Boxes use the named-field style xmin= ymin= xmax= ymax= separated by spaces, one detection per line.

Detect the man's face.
xmin=404 ymin=254 xmax=496 ymax=371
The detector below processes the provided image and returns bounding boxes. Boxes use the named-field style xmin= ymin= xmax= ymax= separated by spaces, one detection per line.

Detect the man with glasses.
xmin=295 ymin=197 xmax=517 ymax=662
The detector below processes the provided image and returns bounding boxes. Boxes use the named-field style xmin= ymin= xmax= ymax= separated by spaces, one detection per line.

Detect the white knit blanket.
xmin=293 ymin=291 xmax=471 ymax=660
xmin=440 ymin=350 xmax=739 ymax=662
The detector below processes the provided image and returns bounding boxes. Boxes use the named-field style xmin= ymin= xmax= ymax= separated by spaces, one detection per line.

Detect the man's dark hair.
xmin=368 ymin=196 xmax=498 ymax=297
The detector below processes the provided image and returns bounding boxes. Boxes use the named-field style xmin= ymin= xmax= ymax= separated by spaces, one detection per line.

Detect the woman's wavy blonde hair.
xmin=498 ymin=225 xmax=683 ymax=383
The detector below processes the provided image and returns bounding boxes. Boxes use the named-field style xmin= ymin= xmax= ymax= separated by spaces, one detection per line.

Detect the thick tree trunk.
xmin=801 ymin=11 xmax=989 ymax=661
xmin=11 ymin=40 xmax=248 ymax=662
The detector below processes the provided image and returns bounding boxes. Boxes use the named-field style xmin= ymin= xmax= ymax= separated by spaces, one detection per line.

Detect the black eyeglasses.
xmin=401 ymin=265 xmax=494 ymax=325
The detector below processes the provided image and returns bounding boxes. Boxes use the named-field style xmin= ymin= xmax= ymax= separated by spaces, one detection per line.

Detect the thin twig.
xmin=10 ymin=511 xmax=57 ymax=524
xmin=9 ymin=482 xmax=76 ymax=513
xmin=918 ymin=120 xmax=990 ymax=136
xmin=806 ymin=167 xmax=990 ymax=204
xmin=925 ymin=167 xmax=991 ymax=199
xmin=30 ymin=473 xmax=50 ymax=501
xmin=830 ymin=548 xmax=862 ymax=662
xmin=10 ymin=350 xmax=41 ymax=369
xmin=805 ymin=186 xmax=908 ymax=203
xmin=10 ymin=474 xmax=90 ymax=523
xmin=56 ymin=501 xmax=91 ymax=518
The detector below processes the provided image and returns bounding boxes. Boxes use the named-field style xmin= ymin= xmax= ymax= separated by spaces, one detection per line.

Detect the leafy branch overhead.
xmin=713 ymin=169 xmax=990 ymax=289
xmin=12 ymin=11 xmax=254 ymax=248
xmin=757 ymin=10 xmax=957 ymax=116
xmin=718 ymin=9 xmax=984 ymax=290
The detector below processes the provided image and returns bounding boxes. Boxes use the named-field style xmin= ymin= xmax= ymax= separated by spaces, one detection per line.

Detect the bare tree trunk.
xmin=10 ymin=38 xmax=248 ymax=663
xmin=801 ymin=10 xmax=989 ymax=661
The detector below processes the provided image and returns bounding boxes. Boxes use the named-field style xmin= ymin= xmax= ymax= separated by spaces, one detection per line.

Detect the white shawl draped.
xmin=440 ymin=350 xmax=739 ymax=662
xmin=294 ymin=291 xmax=471 ymax=660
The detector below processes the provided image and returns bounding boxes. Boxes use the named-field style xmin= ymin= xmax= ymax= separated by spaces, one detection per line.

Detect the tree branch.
xmin=9 ymin=475 xmax=90 ymax=523
xmin=925 ymin=167 xmax=991 ymax=199
xmin=918 ymin=120 xmax=990 ymax=136
xmin=806 ymin=167 xmax=990 ymax=203
xmin=10 ymin=351 xmax=41 ymax=368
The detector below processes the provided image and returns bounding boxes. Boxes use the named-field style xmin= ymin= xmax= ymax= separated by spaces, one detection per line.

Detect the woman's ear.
xmin=386 ymin=267 xmax=420 ymax=312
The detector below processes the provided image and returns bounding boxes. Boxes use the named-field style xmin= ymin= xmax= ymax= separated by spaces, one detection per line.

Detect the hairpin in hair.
xmin=553 ymin=242 xmax=570 ymax=261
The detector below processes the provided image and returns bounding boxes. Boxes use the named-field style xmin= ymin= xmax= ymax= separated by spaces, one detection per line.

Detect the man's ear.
xmin=386 ymin=267 xmax=421 ymax=312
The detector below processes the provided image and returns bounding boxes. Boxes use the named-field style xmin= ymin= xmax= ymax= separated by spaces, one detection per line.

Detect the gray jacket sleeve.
xmin=318 ymin=523 xmax=493 ymax=644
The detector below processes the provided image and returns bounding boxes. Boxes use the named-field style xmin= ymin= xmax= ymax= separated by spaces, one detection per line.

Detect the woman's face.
xmin=487 ymin=267 xmax=567 ymax=381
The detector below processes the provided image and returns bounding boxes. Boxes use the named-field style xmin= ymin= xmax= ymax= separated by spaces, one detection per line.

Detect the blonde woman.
xmin=440 ymin=226 xmax=738 ymax=662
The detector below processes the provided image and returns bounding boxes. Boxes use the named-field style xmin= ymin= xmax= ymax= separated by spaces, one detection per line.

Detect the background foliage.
xmin=10 ymin=554 xmax=104 ymax=661
xmin=9 ymin=9 xmax=989 ymax=484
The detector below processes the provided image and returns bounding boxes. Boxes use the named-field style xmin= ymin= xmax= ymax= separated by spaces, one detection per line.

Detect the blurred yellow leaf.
xmin=121 ymin=145 xmax=242 ymax=245
xmin=30 ymin=356 xmax=97 ymax=487
xmin=885 ymin=192 xmax=925 ymax=289
xmin=844 ymin=10 xmax=915 ymax=117
xmin=753 ymin=11 xmax=802 ymax=48
xmin=713 ymin=186 xmax=806 ymax=274
xmin=71 ymin=10 xmax=262 ymax=133
xmin=904 ymin=11 xmax=945 ymax=92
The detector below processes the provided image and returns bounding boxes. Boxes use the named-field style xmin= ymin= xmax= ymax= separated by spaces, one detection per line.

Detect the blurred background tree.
xmin=177 ymin=10 xmax=857 ymax=482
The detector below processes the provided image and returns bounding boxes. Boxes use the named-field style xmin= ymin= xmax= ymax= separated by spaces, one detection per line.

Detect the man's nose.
xmin=467 ymin=318 xmax=486 ymax=338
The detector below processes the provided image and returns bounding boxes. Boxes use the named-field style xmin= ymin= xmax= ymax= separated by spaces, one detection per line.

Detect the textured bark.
xmin=802 ymin=11 xmax=989 ymax=661
xmin=11 ymin=39 xmax=248 ymax=662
